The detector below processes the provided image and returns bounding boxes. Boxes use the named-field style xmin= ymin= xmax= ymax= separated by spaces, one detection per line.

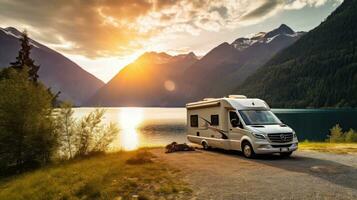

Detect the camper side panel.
xmin=186 ymin=105 xmax=229 ymax=149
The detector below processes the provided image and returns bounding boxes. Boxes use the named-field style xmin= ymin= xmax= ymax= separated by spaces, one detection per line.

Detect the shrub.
xmin=345 ymin=129 xmax=357 ymax=142
xmin=55 ymin=102 xmax=76 ymax=159
xmin=327 ymin=124 xmax=357 ymax=143
xmin=328 ymin=124 xmax=344 ymax=142
xmin=55 ymin=105 xmax=119 ymax=159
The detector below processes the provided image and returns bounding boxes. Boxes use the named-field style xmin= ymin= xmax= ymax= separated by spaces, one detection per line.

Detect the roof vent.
xmin=228 ymin=95 xmax=247 ymax=99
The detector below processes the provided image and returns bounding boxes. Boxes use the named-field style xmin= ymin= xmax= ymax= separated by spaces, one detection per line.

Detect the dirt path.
xmin=151 ymin=148 xmax=357 ymax=200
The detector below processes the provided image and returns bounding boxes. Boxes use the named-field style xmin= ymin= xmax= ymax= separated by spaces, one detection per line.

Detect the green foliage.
xmin=345 ymin=129 xmax=357 ymax=142
xmin=237 ymin=0 xmax=357 ymax=108
xmin=327 ymin=124 xmax=357 ymax=143
xmin=0 ymin=68 xmax=57 ymax=174
xmin=328 ymin=124 xmax=344 ymax=142
xmin=54 ymin=102 xmax=76 ymax=159
xmin=55 ymin=105 xmax=119 ymax=159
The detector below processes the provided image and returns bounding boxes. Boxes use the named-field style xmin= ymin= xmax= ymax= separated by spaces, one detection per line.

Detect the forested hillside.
xmin=236 ymin=0 xmax=357 ymax=108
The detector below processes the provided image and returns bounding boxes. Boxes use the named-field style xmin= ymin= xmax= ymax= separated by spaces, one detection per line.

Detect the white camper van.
xmin=186 ymin=95 xmax=298 ymax=158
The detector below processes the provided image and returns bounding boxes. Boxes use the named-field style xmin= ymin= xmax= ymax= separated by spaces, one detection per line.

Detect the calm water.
xmin=74 ymin=107 xmax=357 ymax=150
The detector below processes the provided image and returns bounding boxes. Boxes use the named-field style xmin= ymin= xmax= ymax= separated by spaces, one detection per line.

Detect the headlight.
xmin=253 ymin=133 xmax=265 ymax=139
xmin=293 ymin=131 xmax=297 ymax=138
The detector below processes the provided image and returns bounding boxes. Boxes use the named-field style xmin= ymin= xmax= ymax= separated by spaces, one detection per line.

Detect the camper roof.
xmin=186 ymin=96 xmax=270 ymax=110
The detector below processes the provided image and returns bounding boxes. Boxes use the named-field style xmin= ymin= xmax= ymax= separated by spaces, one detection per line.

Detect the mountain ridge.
xmin=0 ymin=27 xmax=104 ymax=105
xmin=86 ymin=51 xmax=198 ymax=106
xmin=179 ymin=24 xmax=304 ymax=104
xmin=87 ymin=24 xmax=304 ymax=106
xmin=235 ymin=0 xmax=357 ymax=108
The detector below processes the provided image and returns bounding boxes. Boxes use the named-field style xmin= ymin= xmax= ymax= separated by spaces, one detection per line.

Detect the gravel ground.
xmin=151 ymin=148 xmax=357 ymax=200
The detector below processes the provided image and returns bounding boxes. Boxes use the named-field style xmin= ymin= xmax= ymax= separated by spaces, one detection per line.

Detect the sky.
xmin=0 ymin=0 xmax=342 ymax=82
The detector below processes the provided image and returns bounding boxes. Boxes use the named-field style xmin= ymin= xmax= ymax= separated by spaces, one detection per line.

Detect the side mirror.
xmin=230 ymin=119 xmax=239 ymax=127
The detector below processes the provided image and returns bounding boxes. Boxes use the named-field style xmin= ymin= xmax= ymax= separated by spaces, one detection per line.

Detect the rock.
xmin=165 ymin=142 xmax=195 ymax=153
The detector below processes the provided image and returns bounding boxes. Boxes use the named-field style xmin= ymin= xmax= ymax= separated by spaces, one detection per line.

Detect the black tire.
xmin=202 ymin=141 xmax=209 ymax=150
xmin=280 ymin=151 xmax=293 ymax=158
xmin=242 ymin=141 xmax=256 ymax=158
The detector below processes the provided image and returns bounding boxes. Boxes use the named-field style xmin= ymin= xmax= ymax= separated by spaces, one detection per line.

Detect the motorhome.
xmin=186 ymin=95 xmax=298 ymax=158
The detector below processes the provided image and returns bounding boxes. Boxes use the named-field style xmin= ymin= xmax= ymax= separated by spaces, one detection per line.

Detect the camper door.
xmin=228 ymin=110 xmax=248 ymax=150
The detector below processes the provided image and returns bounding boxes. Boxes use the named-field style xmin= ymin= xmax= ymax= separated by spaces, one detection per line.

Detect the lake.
xmin=74 ymin=107 xmax=357 ymax=150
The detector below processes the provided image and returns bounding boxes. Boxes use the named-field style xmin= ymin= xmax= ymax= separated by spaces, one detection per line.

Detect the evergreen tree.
xmin=235 ymin=0 xmax=357 ymax=108
xmin=10 ymin=30 xmax=40 ymax=83
xmin=0 ymin=67 xmax=58 ymax=174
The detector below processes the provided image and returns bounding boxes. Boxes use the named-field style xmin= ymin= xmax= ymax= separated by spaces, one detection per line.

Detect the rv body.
xmin=186 ymin=95 xmax=298 ymax=158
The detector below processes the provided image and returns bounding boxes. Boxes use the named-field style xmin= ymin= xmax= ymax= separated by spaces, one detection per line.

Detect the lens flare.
xmin=164 ymin=80 xmax=175 ymax=91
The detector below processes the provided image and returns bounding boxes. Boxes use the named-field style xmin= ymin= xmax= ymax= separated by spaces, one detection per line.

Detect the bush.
xmin=327 ymin=124 xmax=357 ymax=143
xmin=345 ymin=129 xmax=357 ymax=142
xmin=328 ymin=124 xmax=344 ymax=142
xmin=55 ymin=105 xmax=119 ymax=159
xmin=0 ymin=68 xmax=57 ymax=174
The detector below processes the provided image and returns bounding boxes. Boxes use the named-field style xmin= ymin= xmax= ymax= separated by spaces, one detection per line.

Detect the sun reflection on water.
xmin=119 ymin=108 xmax=143 ymax=151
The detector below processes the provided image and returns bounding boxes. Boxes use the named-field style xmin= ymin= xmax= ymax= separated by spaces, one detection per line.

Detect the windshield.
xmin=238 ymin=110 xmax=281 ymax=125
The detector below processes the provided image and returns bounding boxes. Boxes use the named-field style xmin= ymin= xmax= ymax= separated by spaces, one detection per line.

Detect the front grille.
xmin=271 ymin=144 xmax=292 ymax=148
xmin=268 ymin=132 xmax=293 ymax=143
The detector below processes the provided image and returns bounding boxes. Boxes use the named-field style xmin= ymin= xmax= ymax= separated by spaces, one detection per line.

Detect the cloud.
xmin=0 ymin=0 xmax=339 ymax=58
xmin=241 ymin=0 xmax=284 ymax=20
xmin=0 ymin=0 xmax=154 ymax=58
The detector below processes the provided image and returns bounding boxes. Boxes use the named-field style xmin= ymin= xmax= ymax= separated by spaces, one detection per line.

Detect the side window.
xmin=211 ymin=115 xmax=219 ymax=126
xmin=190 ymin=115 xmax=198 ymax=127
xmin=229 ymin=111 xmax=239 ymax=127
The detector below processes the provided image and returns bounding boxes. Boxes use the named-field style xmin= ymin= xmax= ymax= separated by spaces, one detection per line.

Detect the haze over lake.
xmin=73 ymin=107 xmax=357 ymax=151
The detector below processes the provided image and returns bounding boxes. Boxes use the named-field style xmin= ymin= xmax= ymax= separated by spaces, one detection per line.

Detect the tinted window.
xmin=190 ymin=115 xmax=198 ymax=127
xmin=211 ymin=115 xmax=219 ymax=126
xmin=229 ymin=111 xmax=239 ymax=126
xmin=238 ymin=110 xmax=281 ymax=125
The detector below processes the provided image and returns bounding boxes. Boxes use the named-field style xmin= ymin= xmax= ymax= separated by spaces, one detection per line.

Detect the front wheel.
xmin=242 ymin=142 xmax=255 ymax=158
xmin=280 ymin=152 xmax=293 ymax=157
xmin=202 ymin=141 xmax=209 ymax=150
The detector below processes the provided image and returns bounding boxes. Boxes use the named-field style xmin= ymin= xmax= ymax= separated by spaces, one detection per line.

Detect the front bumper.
xmin=253 ymin=141 xmax=298 ymax=154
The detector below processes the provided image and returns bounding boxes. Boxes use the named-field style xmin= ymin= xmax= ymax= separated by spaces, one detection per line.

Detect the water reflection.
xmin=119 ymin=108 xmax=143 ymax=151
xmin=73 ymin=107 xmax=187 ymax=151
xmin=73 ymin=107 xmax=357 ymax=150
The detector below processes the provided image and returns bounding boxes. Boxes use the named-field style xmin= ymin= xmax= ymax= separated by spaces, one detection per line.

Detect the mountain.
xmin=0 ymin=27 xmax=104 ymax=105
xmin=87 ymin=24 xmax=303 ymax=107
xmin=87 ymin=52 xmax=198 ymax=106
xmin=180 ymin=24 xmax=304 ymax=103
xmin=235 ymin=0 xmax=357 ymax=108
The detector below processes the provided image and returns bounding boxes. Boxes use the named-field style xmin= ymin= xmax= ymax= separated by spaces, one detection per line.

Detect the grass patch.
xmin=0 ymin=149 xmax=191 ymax=200
xmin=126 ymin=151 xmax=155 ymax=165
xmin=299 ymin=142 xmax=357 ymax=154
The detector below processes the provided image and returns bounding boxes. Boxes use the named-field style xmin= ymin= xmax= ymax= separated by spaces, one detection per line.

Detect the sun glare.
xmin=119 ymin=108 xmax=143 ymax=151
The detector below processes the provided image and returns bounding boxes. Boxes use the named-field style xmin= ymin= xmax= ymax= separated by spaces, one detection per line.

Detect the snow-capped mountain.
xmin=0 ymin=27 xmax=104 ymax=105
xmin=86 ymin=24 xmax=304 ymax=107
xmin=231 ymin=24 xmax=303 ymax=51
xmin=178 ymin=24 xmax=305 ymax=104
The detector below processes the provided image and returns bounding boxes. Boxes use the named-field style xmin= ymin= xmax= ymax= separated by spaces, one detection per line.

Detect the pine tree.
xmin=10 ymin=30 xmax=40 ymax=82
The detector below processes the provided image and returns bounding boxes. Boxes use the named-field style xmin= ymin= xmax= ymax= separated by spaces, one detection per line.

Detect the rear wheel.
xmin=242 ymin=142 xmax=255 ymax=158
xmin=280 ymin=151 xmax=293 ymax=157
xmin=202 ymin=141 xmax=209 ymax=150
